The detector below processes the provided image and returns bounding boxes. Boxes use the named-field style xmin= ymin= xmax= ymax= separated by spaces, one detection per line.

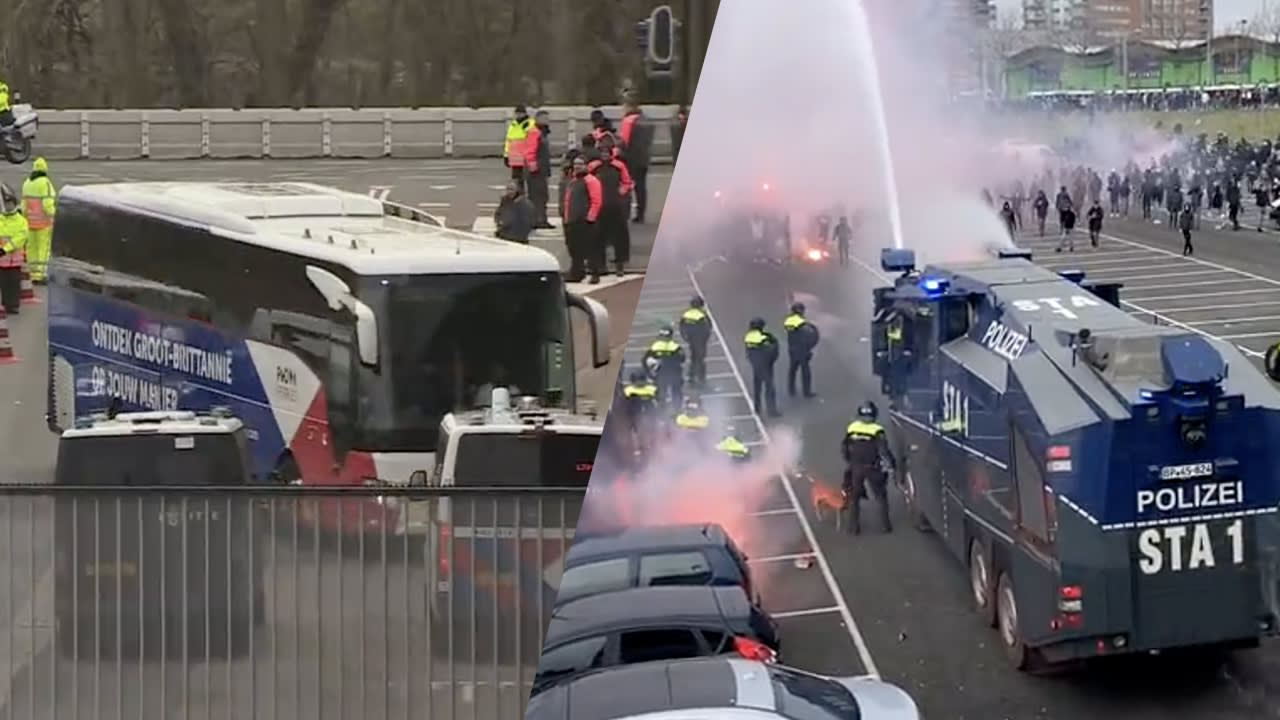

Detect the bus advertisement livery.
xmin=46 ymin=182 xmax=611 ymax=535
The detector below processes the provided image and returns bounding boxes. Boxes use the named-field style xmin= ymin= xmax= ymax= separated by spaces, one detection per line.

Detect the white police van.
xmin=56 ymin=408 xmax=253 ymax=486
xmin=54 ymin=408 xmax=262 ymax=660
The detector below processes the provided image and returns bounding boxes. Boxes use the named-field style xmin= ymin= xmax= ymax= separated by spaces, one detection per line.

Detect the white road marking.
xmin=748 ymin=552 xmax=816 ymax=565
xmin=688 ymin=268 xmax=882 ymax=679
xmin=771 ymin=606 xmax=844 ymax=620
xmin=749 ymin=508 xmax=800 ymax=518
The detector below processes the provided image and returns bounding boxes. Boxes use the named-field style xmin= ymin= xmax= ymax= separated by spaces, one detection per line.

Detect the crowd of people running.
xmin=985 ymin=129 xmax=1280 ymax=257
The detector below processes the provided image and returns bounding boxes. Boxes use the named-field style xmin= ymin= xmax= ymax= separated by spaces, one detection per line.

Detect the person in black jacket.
xmin=561 ymin=154 xmax=604 ymax=283
xmin=744 ymin=317 xmax=781 ymax=419
xmin=619 ymin=98 xmax=654 ymax=224
xmin=588 ymin=134 xmax=634 ymax=276
xmin=783 ymin=303 xmax=819 ymax=399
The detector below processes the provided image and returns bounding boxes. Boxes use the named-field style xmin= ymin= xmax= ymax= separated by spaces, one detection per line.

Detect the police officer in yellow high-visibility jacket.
xmin=841 ymin=401 xmax=896 ymax=535
xmin=715 ymin=426 xmax=751 ymax=463
xmin=672 ymin=396 xmax=711 ymax=447
xmin=503 ymin=106 xmax=534 ymax=193
xmin=0 ymin=184 xmax=29 ymax=313
xmin=783 ymin=302 xmax=820 ymax=399
xmin=679 ymin=296 xmax=711 ymax=387
xmin=21 ymin=157 xmax=55 ymax=283
xmin=0 ymin=80 xmax=13 ymax=127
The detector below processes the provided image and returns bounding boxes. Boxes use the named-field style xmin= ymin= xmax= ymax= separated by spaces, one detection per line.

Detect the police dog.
xmin=805 ymin=473 xmax=849 ymax=532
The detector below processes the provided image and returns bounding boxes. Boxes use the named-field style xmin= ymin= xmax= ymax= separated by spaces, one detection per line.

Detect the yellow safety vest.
xmin=716 ymin=436 xmax=750 ymax=457
xmin=504 ymin=118 xmax=532 ymax=166
xmin=887 ymin=324 xmax=903 ymax=342
xmin=682 ymin=308 xmax=707 ymax=323
xmin=624 ymin=383 xmax=657 ymax=398
xmin=649 ymin=338 xmax=680 ymax=355
xmin=744 ymin=329 xmax=768 ymax=347
xmin=21 ymin=175 xmax=55 ymax=230
xmin=0 ymin=211 xmax=28 ymax=269
xmin=845 ymin=420 xmax=883 ymax=439
xmin=675 ymin=412 xmax=710 ymax=429
xmin=783 ymin=313 xmax=806 ymax=331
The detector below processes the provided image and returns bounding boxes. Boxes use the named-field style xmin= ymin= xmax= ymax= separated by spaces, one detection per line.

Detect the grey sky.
xmin=992 ymin=0 xmax=1269 ymax=29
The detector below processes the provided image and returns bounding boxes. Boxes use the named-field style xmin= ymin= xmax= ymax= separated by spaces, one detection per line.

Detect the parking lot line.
xmin=688 ymin=267 xmax=881 ymax=679
xmin=771 ymin=606 xmax=844 ymax=620
xmin=748 ymin=552 xmax=817 ymax=565
xmin=750 ymin=508 xmax=800 ymax=518
xmin=1017 ymin=233 xmax=1274 ymax=359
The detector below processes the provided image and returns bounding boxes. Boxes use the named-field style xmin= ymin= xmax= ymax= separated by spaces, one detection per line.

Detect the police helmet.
xmin=657 ymin=324 xmax=674 ymax=338
xmin=749 ymin=317 xmax=766 ymax=331
xmin=857 ymin=401 xmax=878 ymax=421
xmin=790 ymin=302 xmax=805 ymax=315
xmin=629 ymin=370 xmax=647 ymax=383
xmin=32 ymin=157 xmax=47 ymax=173
xmin=0 ymin=184 xmax=18 ymax=214
xmin=690 ymin=296 xmax=704 ymax=308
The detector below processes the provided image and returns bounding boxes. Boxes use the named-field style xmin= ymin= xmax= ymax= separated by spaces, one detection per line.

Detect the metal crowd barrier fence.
xmin=31 ymin=105 xmax=681 ymax=161
xmin=0 ymin=485 xmax=584 ymax=720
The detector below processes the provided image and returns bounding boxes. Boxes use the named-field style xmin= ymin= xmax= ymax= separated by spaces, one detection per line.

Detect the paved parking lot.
xmin=1018 ymin=227 xmax=1280 ymax=364
xmin=621 ymin=265 xmax=873 ymax=678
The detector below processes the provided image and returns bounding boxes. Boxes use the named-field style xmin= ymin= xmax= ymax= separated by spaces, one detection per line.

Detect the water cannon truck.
xmin=870 ymin=245 xmax=1280 ymax=671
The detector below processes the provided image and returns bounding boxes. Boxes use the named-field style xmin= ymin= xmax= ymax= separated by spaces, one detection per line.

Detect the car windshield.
xmin=56 ymin=433 xmax=248 ymax=485
xmin=452 ymin=431 xmax=599 ymax=486
xmin=355 ymin=272 xmax=573 ymax=452
xmin=767 ymin=664 xmax=861 ymax=720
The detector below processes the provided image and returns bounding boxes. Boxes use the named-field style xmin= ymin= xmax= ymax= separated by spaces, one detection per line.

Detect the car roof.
xmin=545 ymin=586 xmax=749 ymax=647
xmin=526 ymin=657 xmax=767 ymax=720
xmin=567 ymin=523 xmax=730 ymax=563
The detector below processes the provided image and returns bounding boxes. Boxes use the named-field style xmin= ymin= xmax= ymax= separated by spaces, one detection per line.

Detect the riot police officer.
xmin=643 ymin=324 xmax=685 ymax=409
xmin=679 ymin=296 xmax=712 ymax=388
xmin=783 ymin=302 xmax=820 ymax=399
xmin=744 ymin=317 xmax=781 ymax=418
xmin=621 ymin=370 xmax=659 ymax=456
xmin=673 ymin=396 xmax=712 ymax=447
xmin=841 ymin=401 xmax=896 ymax=534
xmin=715 ymin=424 xmax=751 ymax=462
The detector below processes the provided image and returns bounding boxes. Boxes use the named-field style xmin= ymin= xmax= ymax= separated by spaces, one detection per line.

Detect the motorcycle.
xmin=1 ymin=99 xmax=38 ymax=164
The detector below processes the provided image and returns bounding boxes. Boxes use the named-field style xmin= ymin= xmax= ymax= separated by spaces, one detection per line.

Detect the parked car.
xmin=524 ymin=655 xmax=922 ymax=720
xmin=532 ymin=585 xmax=780 ymax=697
xmin=558 ymin=523 xmax=760 ymax=607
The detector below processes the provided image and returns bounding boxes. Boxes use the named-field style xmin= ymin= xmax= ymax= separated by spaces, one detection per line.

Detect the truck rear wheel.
xmin=901 ymin=471 xmax=931 ymax=532
xmin=968 ymin=539 xmax=996 ymax=627
xmin=996 ymin=572 xmax=1033 ymax=671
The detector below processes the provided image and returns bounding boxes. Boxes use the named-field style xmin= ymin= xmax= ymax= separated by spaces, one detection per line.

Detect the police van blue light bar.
xmin=920 ymin=276 xmax=949 ymax=294
xmin=1059 ymin=269 xmax=1086 ymax=284
xmin=997 ymin=248 xmax=1033 ymax=261
xmin=880 ymin=248 xmax=916 ymax=274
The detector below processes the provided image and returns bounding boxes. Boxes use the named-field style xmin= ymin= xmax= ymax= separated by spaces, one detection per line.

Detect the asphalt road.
xmin=0 ymin=159 xmax=656 ymax=719
xmin=675 ymin=214 xmax=1280 ymax=719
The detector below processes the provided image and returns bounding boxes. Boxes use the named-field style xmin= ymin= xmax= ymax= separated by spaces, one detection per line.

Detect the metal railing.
xmin=31 ymin=105 xmax=681 ymax=161
xmin=0 ymin=485 xmax=583 ymax=720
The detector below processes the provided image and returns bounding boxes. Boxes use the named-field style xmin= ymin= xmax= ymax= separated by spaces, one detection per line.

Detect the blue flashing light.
xmin=881 ymin=248 xmax=916 ymax=274
xmin=920 ymin=277 xmax=949 ymax=294
xmin=1139 ymin=389 xmax=1156 ymax=401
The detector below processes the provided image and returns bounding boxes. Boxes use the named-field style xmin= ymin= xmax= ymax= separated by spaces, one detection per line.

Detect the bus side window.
xmin=326 ymin=322 xmax=357 ymax=456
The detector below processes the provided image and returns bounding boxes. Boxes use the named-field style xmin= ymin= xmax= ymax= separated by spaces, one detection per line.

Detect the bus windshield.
xmin=452 ymin=431 xmax=599 ymax=486
xmin=355 ymin=272 xmax=574 ymax=452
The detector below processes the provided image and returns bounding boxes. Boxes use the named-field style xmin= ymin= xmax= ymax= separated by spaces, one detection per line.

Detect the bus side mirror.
xmin=567 ymin=292 xmax=611 ymax=368
xmin=306 ymin=265 xmax=379 ymax=367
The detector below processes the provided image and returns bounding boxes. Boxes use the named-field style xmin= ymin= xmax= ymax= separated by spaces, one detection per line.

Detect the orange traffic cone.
xmin=0 ymin=306 xmax=18 ymax=364
xmin=19 ymin=266 xmax=38 ymax=305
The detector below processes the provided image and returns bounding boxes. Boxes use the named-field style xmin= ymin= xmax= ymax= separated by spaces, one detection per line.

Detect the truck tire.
xmin=969 ymin=538 xmax=996 ymax=627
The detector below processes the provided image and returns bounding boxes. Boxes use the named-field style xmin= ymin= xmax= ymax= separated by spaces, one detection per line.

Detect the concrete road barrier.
xmin=30 ymin=105 xmax=681 ymax=161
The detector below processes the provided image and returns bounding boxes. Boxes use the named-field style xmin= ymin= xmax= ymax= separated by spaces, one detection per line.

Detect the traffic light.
xmin=647 ymin=5 xmax=675 ymax=65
